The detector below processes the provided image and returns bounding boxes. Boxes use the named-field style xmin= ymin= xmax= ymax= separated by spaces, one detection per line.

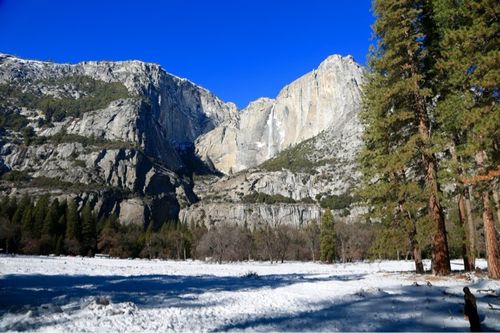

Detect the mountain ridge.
xmin=0 ymin=53 xmax=364 ymax=227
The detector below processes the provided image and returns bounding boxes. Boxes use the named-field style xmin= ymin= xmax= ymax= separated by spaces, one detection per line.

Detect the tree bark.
xmin=407 ymin=44 xmax=450 ymax=275
xmin=417 ymin=107 xmax=450 ymax=275
xmin=482 ymin=191 xmax=500 ymax=279
xmin=409 ymin=222 xmax=424 ymax=274
xmin=458 ymin=193 xmax=473 ymax=271
xmin=475 ymin=151 xmax=499 ymax=278
xmin=400 ymin=203 xmax=424 ymax=274
xmin=465 ymin=187 xmax=477 ymax=267
xmin=451 ymin=140 xmax=475 ymax=271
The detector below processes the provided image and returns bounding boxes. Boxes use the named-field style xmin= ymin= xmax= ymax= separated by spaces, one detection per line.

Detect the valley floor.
xmin=1 ymin=256 xmax=499 ymax=332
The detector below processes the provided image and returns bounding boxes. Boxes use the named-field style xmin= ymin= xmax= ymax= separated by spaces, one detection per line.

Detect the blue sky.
xmin=0 ymin=0 xmax=373 ymax=108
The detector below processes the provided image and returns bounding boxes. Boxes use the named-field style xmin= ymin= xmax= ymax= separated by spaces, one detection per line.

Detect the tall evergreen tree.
xmin=432 ymin=0 xmax=499 ymax=278
xmin=5 ymin=196 xmax=18 ymax=221
xmin=65 ymin=198 xmax=80 ymax=239
xmin=81 ymin=202 xmax=96 ymax=256
xmin=320 ymin=209 xmax=335 ymax=263
xmin=42 ymin=199 xmax=59 ymax=237
xmin=360 ymin=0 xmax=451 ymax=275
xmin=64 ymin=198 xmax=81 ymax=255
xmin=13 ymin=195 xmax=30 ymax=227
xmin=20 ymin=201 xmax=35 ymax=252
xmin=33 ymin=194 xmax=49 ymax=239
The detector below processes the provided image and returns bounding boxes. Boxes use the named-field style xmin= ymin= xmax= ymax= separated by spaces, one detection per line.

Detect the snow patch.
xmin=1 ymin=256 xmax=499 ymax=332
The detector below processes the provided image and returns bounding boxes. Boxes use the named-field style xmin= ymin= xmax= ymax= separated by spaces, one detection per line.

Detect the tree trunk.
xmin=409 ymin=221 xmax=424 ymax=274
xmin=466 ymin=187 xmax=477 ymax=268
xmin=400 ymin=203 xmax=424 ymax=274
xmin=451 ymin=140 xmax=475 ymax=271
xmin=405 ymin=39 xmax=450 ymax=275
xmin=482 ymin=191 xmax=500 ymax=279
xmin=458 ymin=193 xmax=473 ymax=271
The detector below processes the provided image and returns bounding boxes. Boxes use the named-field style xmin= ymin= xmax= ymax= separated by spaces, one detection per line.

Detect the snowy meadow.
xmin=1 ymin=256 xmax=499 ymax=332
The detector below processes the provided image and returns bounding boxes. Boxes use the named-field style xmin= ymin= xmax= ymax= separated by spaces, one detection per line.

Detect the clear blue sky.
xmin=0 ymin=0 xmax=373 ymax=108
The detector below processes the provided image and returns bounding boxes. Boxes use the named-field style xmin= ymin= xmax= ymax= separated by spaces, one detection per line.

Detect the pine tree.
xmin=81 ymin=202 xmax=96 ymax=256
xmin=432 ymin=0 xmax=499 ymax=278
xmin=40 ymin=199 xmax=59 ymax=254
xmin=33 ymin=194 xmax=49 ymax=239
xmin=65 ymin=199 xmax=80 ymax=240
xmin=42 ymin=199 xmax=59 ymax=237
xmin=361 ymin=0 xmax=451 ymax=275
xmin=0 ymin=196 xmax=9 ymax=217
xmin=320 ymin=209 xmax=335 ymax=263
xmin=20 ymin=201 xmax=35 ymax=253
xmin=13 ymin=195 xmax=30 ymax=227
xmin=6 ymin=196 xmax=18 ymax=221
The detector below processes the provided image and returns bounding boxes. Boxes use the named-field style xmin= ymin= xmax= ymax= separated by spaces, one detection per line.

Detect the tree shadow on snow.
xmin=215 ymin=284 xmax=500 ymax=332
xmin=0 ymin=272 xmax=366 ymax=331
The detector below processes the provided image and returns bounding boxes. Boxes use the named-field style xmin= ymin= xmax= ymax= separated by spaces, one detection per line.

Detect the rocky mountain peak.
xmin=195 ymin=54 xmax=365 ymax=174
xmin=1 ymin=53 xmax=365 ymax=228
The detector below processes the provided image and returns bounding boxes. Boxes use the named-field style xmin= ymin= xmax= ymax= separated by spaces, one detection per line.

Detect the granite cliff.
xmin=0 ymin=54 xmax=235 ymax=226
xmin=181 ymin=55 xmax=365 ymax=227
xmin=0 ymin=54 xmax=364 ymax=228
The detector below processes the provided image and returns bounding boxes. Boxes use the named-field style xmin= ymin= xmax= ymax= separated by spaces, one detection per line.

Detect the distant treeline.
xmin=0 ymin=195 xmax=478 ymax=263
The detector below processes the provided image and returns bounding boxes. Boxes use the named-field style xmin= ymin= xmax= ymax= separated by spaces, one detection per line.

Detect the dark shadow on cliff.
xmin=176 ymin=143 xmax=223 ymax=178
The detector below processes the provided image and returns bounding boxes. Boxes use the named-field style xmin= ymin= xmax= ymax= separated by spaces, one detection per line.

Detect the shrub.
xmin=1 ymin=170 xmax=31 ymax=181
xmin=0 ymin=110 xmax=28 ymax=131
xmin=0 ymin=76 xmax=130 ymax=123
xmin=319 ymin=193 xmax=358 ymax=210
xmin=241 ymin=192 xmax=296 ymax=204
xmin=258 ymin=138 xmax=337 ymax=174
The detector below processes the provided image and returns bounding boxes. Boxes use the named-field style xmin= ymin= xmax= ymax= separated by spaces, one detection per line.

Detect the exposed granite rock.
xmin=179 ymin=202 xmax=322 ymax=228
xmin=0 ymin=53 xmax=365 ymax=227
xmin=0 ymin=54 xmax=235 ymax=225
xmin=119 ymin=198 xmax=146 ymax=226
xmin=196 ymin=55 xmax=364 ymax=174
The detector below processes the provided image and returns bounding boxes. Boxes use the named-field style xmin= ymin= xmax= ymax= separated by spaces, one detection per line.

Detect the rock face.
xmin=181 ymin=55 xmax=366 ymax=226
xmin=0 ymin=54 xmax=237 ymax=145
xmin=0 ymin=54 xmax=235 ymax=225
xmin=195 ymin=55 xmax=364 ymax=174
xmin=0 ymin=53 xmax=365 ymax=228
xmin=180 ymin=202 xmax=322 ymax=228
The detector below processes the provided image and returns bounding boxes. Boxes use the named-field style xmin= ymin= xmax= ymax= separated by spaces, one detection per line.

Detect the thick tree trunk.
xmin=407 ymin=44 xmax=450 ymax=275
xmin=482 ymin=191 xmax=500 ymax=279
xmin=458 ymin=193 xmax=473 ymax=271
xmin=418 ymin=126 xmax=450 ymax=275
xmin=474 ymin=151 xmax=499 ymax=278
xmin=413 ymin=94 xmax=450 ymax=274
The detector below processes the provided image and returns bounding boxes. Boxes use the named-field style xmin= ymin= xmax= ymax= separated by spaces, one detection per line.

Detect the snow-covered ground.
xmin=1 ymin=256 xmax=499 ymax=332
